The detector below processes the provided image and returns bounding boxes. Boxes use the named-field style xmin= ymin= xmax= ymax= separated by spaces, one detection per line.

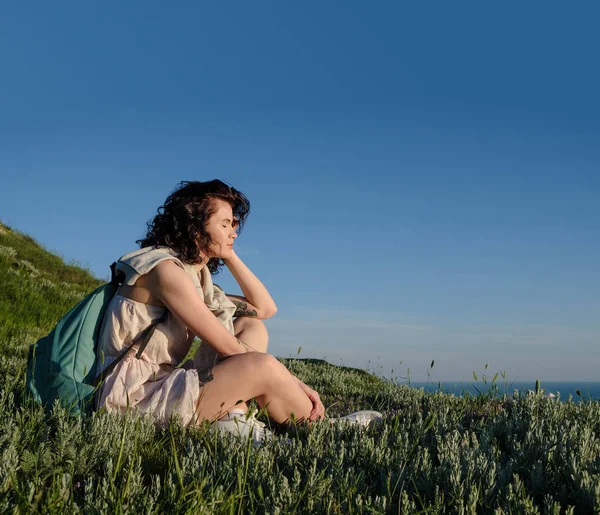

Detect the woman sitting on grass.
xmin=96 ymin=179 xmax=379 ymax=441
xmin=96 ymin=180 xmax=328 ymax=440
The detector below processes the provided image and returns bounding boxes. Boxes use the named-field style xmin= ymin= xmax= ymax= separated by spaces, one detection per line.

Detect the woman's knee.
xmin=255 ymin=319 xmax=269 ymax=350
xmin=211 ymin=353 xmax=285 ymax=394
xmin=249 ymin=318 xmax=268 ymax=340
xmin=252 ymin=353 xmax=287 ymax=385
xmin=234 ymin=317 xmax=269 ymax=352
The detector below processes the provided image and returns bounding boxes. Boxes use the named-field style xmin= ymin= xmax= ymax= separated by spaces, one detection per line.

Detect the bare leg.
xmin=194 ymin=353 xmax=311 ymax=424
xmin=234 ymin=318 xmax=269 ymax=353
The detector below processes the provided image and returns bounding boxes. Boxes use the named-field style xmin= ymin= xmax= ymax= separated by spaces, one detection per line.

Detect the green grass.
xmin=1 ymin=220 xmax=599 ymax=513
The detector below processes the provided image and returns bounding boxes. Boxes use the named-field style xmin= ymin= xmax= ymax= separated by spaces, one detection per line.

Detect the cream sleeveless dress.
xmin=95 ymin=246 xmax=237 ymax=426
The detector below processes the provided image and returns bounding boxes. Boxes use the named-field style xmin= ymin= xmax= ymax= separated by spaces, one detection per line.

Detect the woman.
xmin=96 ymin=180 xmax=326 ymax=439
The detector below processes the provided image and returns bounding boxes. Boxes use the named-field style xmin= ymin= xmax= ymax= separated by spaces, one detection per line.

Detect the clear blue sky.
xmin=1 ymin=2 xmax=599 ymax=381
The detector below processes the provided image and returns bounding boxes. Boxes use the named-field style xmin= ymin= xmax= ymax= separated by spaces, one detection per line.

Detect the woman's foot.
xmin=214 ymin=408 xmax=273 ymax=445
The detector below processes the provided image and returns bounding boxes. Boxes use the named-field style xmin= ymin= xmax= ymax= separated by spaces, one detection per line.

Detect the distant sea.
xmin=407 ymin=381 xmax=600 ymax=403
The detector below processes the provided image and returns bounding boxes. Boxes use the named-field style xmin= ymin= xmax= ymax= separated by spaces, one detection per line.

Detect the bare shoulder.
xmin=119 ymin=260 xmax=194 ymax=307
xmin=152 ymin=259 xmax=185 ymax=277
xmin=148 ymin=259 xmax=192 ymax=288
xmin=152 ymin=259 xmax=203 ymax=301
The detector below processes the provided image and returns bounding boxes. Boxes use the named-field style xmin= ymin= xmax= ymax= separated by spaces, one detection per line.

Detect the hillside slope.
xmin=0 ymin=220 xmax=102 ymax=341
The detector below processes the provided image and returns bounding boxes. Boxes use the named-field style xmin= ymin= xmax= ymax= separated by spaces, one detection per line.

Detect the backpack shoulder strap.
xmin=91 ymin=262 xmax=169 ymax=387
xmin=91 ymin=309 xmax=168 ymax=387
xmin=109 ymin=261 xmax=121 ymax=284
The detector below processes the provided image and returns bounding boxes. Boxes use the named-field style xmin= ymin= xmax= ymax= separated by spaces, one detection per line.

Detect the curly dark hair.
xmin=137 ymin=180 xmax=250 ymax=274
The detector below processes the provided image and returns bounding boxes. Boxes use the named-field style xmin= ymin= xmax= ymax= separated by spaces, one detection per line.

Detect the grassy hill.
xmin=0 ymin=220 xmax=599 ymax=513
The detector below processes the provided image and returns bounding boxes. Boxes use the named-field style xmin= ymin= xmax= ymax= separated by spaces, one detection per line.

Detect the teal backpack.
xmin=26 ymin=263 xmax=166 ymax=416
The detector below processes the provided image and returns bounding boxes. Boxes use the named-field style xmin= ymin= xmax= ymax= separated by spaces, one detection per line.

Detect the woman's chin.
xmin=212 ymin=250 xmax=233 ymax=260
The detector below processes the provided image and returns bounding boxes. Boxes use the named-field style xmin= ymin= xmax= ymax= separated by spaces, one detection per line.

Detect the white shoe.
xmin=214 ymin=408 xmax=273 ymax=445
xmin=329 ymin=410 xmax=383 ymax=427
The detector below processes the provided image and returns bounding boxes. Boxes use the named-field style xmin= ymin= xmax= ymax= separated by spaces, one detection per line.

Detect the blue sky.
xmin=1 ymin=2 xmax=599 ymax=381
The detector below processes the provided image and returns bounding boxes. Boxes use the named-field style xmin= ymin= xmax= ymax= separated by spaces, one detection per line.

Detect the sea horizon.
xmin=404 ymin=380 xmax=600 ymax=403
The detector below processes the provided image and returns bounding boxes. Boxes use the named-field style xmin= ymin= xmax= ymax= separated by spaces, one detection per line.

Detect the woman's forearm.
xmin=224 ymin=250 xmax=277 ymax=317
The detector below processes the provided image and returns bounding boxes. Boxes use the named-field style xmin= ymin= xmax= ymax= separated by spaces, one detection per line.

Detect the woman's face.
xmin=204 ymin=198 xmax=238 ymax=260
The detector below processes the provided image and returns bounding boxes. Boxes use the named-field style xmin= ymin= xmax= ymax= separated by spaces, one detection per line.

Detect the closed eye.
xmin=222 ymin=218 xmax=239 ymax=229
